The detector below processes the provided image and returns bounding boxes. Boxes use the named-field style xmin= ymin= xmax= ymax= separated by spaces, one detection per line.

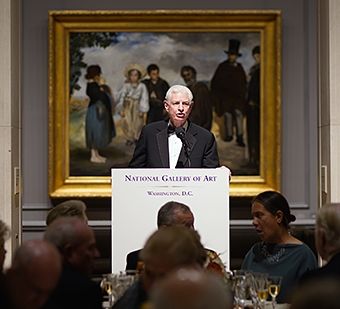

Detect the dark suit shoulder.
xmin=189 ymin=122 xmax=215 ymax=137
xmin=126 ymin=249 xmax=142 ymax=271
xmin=142 ymin=120 xmax=168 ymax=133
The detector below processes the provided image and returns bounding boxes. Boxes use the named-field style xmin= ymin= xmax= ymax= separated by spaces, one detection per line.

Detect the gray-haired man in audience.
xmin=299 ymin=203 xmax=340 ymax=283
xmin=43 ymin=217 xmax=102 ymax=309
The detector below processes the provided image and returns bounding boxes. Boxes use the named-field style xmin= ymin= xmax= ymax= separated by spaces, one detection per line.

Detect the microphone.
xmin=175 ymin=127 xmax=186 ymax=141
xmin=175 ymin=127 xmax=191 ymax=167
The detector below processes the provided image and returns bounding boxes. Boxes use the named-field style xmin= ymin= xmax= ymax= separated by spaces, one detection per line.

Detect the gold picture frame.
xmin=49 ymin=10 xmax=281 ymax=198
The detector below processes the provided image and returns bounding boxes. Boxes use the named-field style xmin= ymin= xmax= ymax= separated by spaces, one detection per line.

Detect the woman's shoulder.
xmin=282 ymin=243 xmax=317 ymax=262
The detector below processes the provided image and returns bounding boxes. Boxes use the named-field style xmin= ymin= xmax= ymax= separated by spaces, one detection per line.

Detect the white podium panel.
xmin=111 ymin=168 xmax=229 ymax=273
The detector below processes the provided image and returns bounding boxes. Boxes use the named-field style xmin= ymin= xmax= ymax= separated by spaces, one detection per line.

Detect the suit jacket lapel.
xmin=156 ymin=126 xmax=169 ymax=167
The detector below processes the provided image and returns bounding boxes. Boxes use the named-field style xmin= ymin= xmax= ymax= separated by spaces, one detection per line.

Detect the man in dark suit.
xmin=299 ymin=203 xmax=340 ymax=284
xmin=43 ymin=217 xmax=103 ymax=309
xmin=210 ymin=39 xmax=247 ymax=146
xmin=142 ymin=63 xmax=169 ymax=124
xmin=126 ymin=201 xmax=226 ymax=278
xmin=180 ymin=65 xmax=213 ymax=131
xmin=128 ymin=84 xmax=220 ymax=168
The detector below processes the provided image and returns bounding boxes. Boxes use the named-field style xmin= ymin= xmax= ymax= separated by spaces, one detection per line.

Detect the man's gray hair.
xmin=316 ymin=203 xmax=340 ymax=250
xmin=165 ymin=84 xmax=193 ymax=102
xmin=44 ymin=217 xmax=86 ymax=252
xmin=157 ymin=201 xmax=192 ymax=228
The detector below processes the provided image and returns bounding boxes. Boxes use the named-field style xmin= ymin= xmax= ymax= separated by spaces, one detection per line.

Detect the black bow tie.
xmin=167 ymin=125 xmax=176 ymax=135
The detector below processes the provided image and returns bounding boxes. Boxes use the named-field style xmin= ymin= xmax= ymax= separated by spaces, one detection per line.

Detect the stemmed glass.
xmin=100 ymin=274 xmax=114 ymax=308
xmin=233 ymin=274 xmax=247 ymax=308
xmin=268 ymin=276 xmax=282 ymax=309
xmin=252 ymin=272 xmax=269 ymax=309
xmin=231 ymin=270 xmax=253 ymax=309
xmin=100 ymin=271 xmax=137 ymax=308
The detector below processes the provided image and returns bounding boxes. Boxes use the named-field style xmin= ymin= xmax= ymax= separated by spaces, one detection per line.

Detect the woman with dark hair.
xmin=241 ymin=190 xmax=317 ymax=303
xmin=85 ymin=64 xmax=114 ymax=163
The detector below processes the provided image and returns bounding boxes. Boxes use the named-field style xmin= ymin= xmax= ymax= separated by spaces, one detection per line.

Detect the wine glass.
xmin=113 ymin=272 xmax=137 ymax=300
xmin=233 ymin=274 xmax=248 ymax=308
xmin=253 ymin=272 xmax=269 ymax=309
xmin=100 ymin=274 xmax=114 ymax=308
xmin=268 ymin=276 xmax=282 ymax=309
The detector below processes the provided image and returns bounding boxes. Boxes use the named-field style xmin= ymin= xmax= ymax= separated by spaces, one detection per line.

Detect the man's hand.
xmin=217 ymin=165 xmax=232 ymax=182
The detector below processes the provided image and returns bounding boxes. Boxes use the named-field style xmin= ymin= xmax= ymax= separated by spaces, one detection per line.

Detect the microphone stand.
xmin=175 ymin=127 xmax=191 ymax=167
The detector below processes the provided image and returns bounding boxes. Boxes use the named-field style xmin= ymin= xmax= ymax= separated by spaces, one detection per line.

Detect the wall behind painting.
xmin=22 ymin=0 xmax=318 ymax=225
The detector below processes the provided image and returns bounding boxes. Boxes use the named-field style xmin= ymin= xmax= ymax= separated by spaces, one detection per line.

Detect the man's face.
xmin=228 ymin=53 xmax=238 ymax=63
xmin=67 ymin=227 xmax=100 ymax=275
xmin=149 ymin=69 xmax=159 ymax=82
xmin=174 ymin=211 xmax=194 ymax=229
xmin=253 ymin=53 xmax=260 ymax=64
xmin=181 ymin=70 xmax=194 ymax=84
xmin=164 ymin=92 xmax=193 ymax=127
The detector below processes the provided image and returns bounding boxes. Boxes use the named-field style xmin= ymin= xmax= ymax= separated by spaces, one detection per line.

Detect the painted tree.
xmin=69 ymin=32 xmax=117 ymax=95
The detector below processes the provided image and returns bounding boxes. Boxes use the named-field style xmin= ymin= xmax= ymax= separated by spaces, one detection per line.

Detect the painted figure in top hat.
xmin=246 ymin=45 xmax=261 ymax=172
xmin=210 ymin=39 xmax=247 ymax=147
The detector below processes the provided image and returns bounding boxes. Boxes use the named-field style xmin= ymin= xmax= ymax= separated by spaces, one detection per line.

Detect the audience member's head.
xmin=180 ymin=65 xmax=197 ymax=86
xmin=5 ymin=239 xmax=61 ymax=309
xmin=151 ymin=267 xmax=233 ymax=309
xmin=46 ymin=199 xmax=88 ymax=226
xmin=252 ymin=191 xmax=296 ymax=229
xmin=44 ymin=217 xmax=100 ymax=275
xmin=0 ymin=219 xmax=10 ymax=272
xmin=164 ymin=85 xmax=194 ymax=128
xmin=140 ymin=226 xmax=206 ymax=292
xmin=315 ymin=203 xmax=340 ymax=262
xmin=157 ymin=201 xmax=194 ymax=229
xmin=251 ymin=190 xmax=296 ymax=243
xmin=290 ymin=278 xmax=340 ymax=309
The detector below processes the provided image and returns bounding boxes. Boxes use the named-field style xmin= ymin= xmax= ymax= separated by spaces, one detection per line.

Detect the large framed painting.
xmin=48 ymin=10 xmax=281 ymax=197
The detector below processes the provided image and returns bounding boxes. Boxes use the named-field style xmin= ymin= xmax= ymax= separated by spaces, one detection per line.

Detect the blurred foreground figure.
xmin=291 ymin=278 xmax=340 ymax=309
xmin=0 ymin=239 xmax=61 ymax=309
xmin=0 ymin=219 xmax=10 ymax=272
xmin=113 ymin=226 xmax=206 ymax=309
xmin=151 ymin=267 xmax=233 ymax=309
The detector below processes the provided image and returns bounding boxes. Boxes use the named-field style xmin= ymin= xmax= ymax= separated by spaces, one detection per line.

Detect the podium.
xmin=111 ymin=168 xmax=230 ymax=273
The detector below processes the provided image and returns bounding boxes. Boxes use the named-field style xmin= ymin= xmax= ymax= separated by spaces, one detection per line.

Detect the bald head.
xmin=6 ymin=239 xmax=61 ymax=309
xmin=151 ymin=268 xmax=233 ymax=309
xmin=44 ymin=217 xmax=99 ymax=275
xmin=157 ymin=201 xmax=194 ymax=229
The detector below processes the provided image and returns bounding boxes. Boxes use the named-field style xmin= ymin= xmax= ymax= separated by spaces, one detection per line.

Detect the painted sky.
xmin=72 ymin=32 xmax=260 ymax=100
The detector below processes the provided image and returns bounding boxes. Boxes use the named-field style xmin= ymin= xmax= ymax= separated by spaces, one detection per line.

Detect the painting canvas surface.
xmin=69 ymin=31 xmax=261 ymax=177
